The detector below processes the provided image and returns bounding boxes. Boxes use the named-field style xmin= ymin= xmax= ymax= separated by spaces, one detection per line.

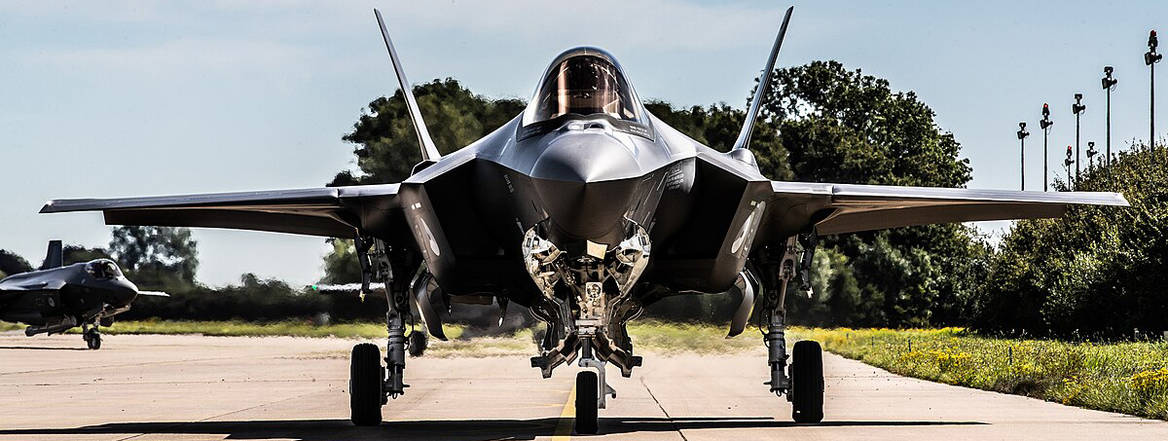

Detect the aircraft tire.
xmin=574 ymin=371 xmax=599 ymax=434
xmin=791 ymin=340 xmax=824 ymax=423
xmin=408 ymin=330 xmax=427 ymax=357
xmin=349 ymin=343 xmax=383 ymax=426
xmin=85 ymin=331 xmax=101 ymax=350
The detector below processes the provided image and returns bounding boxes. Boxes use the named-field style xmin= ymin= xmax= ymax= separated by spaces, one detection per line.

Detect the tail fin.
xmin=373 ymin=8 xmax=442 ymax=163
xmin=41 ymin=240 xmax=63 ymax=269
xmin=731 ymin=6 xmax=794 ymax=152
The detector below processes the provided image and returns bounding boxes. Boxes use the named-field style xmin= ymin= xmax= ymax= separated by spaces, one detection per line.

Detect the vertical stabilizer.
xmin=373 ymin=9 xmax=442 ymax=163
xmin=41 ymin=240 xmax=63 ymax=270
xmin=731 ymin=6 xmax=794 ymax=152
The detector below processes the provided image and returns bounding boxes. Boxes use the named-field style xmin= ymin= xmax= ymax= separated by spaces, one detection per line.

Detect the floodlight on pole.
xmin=1064 ymin=145 xmax=1074 ymax=190
xmin=1102 ymin=66 xmax=1118 ymax=166
xmin=1017 ymin=122 xmax=1030 ymax=190
xmin=1087 ymin=141 xmax=1098 ymax=170
xmin=1040 ymin=103 xmax=1054 ymax=191
xmin=1072 ymin=93 xmax=1086 ymax=182
xmin=1147 ymin=30 xmax=1162 ymax=149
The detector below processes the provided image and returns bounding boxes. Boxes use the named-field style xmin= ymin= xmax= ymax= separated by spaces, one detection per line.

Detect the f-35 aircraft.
xmin=40 ymin=7 xmax=1127 ymax=433
xmin=0 ymin=241 xmax=168 ymax=349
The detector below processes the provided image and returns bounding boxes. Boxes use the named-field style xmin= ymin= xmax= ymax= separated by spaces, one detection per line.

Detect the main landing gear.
xmin=81 ymin=322 xmax=102 ymax=350
xmin=348 ymin=238 xmax=413 ymax=427
xmin=758 ymin=234 xmax=824 ymax=423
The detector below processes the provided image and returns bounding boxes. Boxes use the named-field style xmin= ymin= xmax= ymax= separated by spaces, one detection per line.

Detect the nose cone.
xmin=531 ymin=131 xmax=641 ymax=183
xmin=116 ymin=279 xmax=140 ymax=305
xmin=530 ymin=132 xmax=642 ymax=241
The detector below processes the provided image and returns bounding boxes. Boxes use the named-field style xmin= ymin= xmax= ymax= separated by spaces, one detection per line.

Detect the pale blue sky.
xmin=1 ymin=1 xmax=1163 ymax=285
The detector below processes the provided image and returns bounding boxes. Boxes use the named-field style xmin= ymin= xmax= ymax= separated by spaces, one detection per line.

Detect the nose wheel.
xmin=574 ymin=371 xmax=599 ymax=434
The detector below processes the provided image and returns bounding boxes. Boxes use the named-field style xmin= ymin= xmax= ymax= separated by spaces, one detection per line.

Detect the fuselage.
xmin=0 ymin=260 xmax=139 ymax=327
xmin=376 ymin=48 xmax=779 ymax=310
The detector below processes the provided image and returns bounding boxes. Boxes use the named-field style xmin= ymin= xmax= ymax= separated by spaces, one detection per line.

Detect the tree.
xmin=60 ymin=245 xmax=111 ymax=267
xmin=322 ymin=78 xmax=526 ymax=283
xmin=759 ymin=61 xmax=984 ymax=327
xmin=328 ymin=65 xmax=986 ymax=327
xmin=0 ymin=250 xmax=32 ymax=277
xmin=971 ymin=145 xmax=1168 ymax=337
xmin=108 ymin=226 xmax=198 ymax=291
xmin=320 ymin=239 xmax=362 ymax=284
xmin=334 ymin=78 xmax=526 ymax=185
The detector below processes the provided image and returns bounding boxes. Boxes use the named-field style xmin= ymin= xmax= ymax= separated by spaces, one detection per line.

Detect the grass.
xmin=790 ymin=327 xmax=1168 ymax=420
xmin=0 ymin=319 xmax=759 ymax=357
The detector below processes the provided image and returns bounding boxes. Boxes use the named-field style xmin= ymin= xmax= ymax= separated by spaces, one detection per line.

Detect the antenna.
xmin=373 ymin=9 xmax=442 ymax=163
xmin=731 ymin=6 xmax=794 ymax=152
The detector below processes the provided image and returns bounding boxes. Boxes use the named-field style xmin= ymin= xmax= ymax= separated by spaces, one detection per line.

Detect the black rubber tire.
xmin=791 ymin=340 xmax=824 ymax=423
xmin=408 ymin=331 xmax=427 ymax=357
xmin=574 ymin=371 xmax=599 ymax=434
xmin=349 ymin=343 xmax=383 ymax=426
xmin=85 ymin=332 xmax=101 ymax=350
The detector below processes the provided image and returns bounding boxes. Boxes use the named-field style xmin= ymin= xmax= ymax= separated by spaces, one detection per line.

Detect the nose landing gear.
xmin=82 ymin=323 xmax=101 ymax=350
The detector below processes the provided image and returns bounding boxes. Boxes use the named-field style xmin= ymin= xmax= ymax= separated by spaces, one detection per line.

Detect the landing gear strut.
xmin=759 ymin=235 xmax=823 ymax=423
xmin=349 ymin=237 xmax=413 ymax=426
xmin=573 ymin=337 xmax=617 ymax=434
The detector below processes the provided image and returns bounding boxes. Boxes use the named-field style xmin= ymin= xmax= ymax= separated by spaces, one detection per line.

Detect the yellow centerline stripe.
xmin=551 ymin=382 xmax=577 ymax=440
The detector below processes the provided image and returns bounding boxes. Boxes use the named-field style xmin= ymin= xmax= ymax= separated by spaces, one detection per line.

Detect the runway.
xmin=1 ymin=332 xmax=1166 ymax=440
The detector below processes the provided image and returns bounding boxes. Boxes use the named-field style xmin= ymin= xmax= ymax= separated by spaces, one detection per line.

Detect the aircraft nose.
xmin=530 ymin=131 xmax=643 ymax=241
xmin=531 ymin=131 xmax=640 ymax=183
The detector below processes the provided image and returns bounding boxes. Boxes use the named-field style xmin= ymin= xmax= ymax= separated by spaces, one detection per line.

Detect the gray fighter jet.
xmin=40 ymin=7 xmax=1127 ymax=433
xmin=0 ymin=241 xmax=167 ymax=349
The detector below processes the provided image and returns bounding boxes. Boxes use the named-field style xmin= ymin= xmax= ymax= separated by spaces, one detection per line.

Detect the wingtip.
xmin=39 ymin=201 xmax=55 ymax=214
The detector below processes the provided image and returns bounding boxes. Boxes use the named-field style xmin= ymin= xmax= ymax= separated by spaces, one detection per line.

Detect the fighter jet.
xmin=0 ymin=240 xmax=168 ymax=349
xmin=40 ymin=7 xmax=1127 ymax=433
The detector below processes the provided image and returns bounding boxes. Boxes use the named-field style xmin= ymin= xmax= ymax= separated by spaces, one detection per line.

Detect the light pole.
xmin=1087 ymin=141 xmax=1098 ymax=170
xmin=1102 ymin=66 xmax=1118 ymax=165
xmin=1017 ymin=122 xmax=1029 ymax=190
xmin=1072 ymin=93 xmax=1086 ymax=181
xmin=1147 ymin=30 xmax=1162 ymax=149
xmin=1040 ymin=103 xmax=1054 ymax=191
xmin=1064 ymin=145 xmax=1074 ymax=190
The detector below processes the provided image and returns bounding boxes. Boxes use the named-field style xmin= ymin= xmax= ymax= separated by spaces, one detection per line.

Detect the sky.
xmin=1 ymin=0 xmax=1164 ymax=286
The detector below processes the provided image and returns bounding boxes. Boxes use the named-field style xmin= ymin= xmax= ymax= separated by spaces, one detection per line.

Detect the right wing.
xmin=770 ymin=181 xmax=1129 ymax=235
xmin=40 ymin=184 xmax=400 ymax=238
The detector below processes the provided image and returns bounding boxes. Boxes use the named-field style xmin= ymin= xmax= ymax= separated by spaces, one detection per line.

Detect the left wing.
xmin=770 ymin=181 xmax=1129 ymax=235
xmin=40 ymin=184 xmax=400 ymax=238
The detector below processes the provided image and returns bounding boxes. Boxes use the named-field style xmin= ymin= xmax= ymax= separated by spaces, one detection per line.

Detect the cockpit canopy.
xmin=522 ymin=47 xmax=643 ymax=126
xmin=85 ymin=259 xmax=122 ymax=280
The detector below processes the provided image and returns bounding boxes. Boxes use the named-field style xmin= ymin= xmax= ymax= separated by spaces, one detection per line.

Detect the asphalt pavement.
xmin=1 ymin=332 xmax=1166 ymax=440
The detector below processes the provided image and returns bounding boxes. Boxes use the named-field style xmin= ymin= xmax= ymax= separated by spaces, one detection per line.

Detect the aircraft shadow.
xmin=0 ymin=417 xmax=987 ymax=440
xmin=0 ymin=345 xmax=89 ymax=351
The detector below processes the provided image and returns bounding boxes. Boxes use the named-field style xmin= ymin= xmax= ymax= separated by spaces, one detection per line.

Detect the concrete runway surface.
xmin=2 ymin=333 xmax=1168 ymax=440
